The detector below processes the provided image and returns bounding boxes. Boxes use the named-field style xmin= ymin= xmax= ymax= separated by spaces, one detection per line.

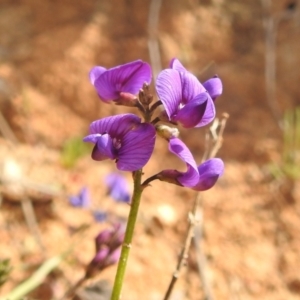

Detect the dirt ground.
xmin=1 ymin=1 xmax=300 ymax=300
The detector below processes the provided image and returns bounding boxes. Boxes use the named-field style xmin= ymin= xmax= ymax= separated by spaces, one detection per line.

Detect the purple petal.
xmin=203 ymin=76 xmax=223 ymax=101
xmin=169 ymin=58 xmax=187 ymax=72
xmin=89 ymin=114 xmax=141 ymax=138
xmin=92 ymin=247 xmax=110 ymax=266
xmin=117 ymin=124 xmax=156 ymax=171
xmin=105 ymin=173 xmax=131 ymax=203
xmin=174 ymin=93 xmax=208 ymax=128
xmin=194 ymin=96 xmax=216 ymax=128
xmin=156 ymin=69 xmax=182 ymax=119
xmin=121 ymin=61 xmax=152 ymax=93
xmin=89 ymin=66 xmax=107 ymax=85
xmin=168 ymin=138 xmax=199 ymax=187
xmin=91 ymin=134 xmax=116 ymax=161
xmin=192 ymin=158 xmax=224 ymax=191
xmin=105 ymin=248 xmax=121 ymax=267
xmin=94 ymin=60 xmax=152 ymax=101
xmin=83 ymin=133 xmax=102 ymax=144
xmin=180 ymin=71 xmax=206 ymax=104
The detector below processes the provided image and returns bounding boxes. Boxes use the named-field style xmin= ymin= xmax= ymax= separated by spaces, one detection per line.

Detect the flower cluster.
xmin=84 ymin=58 xmax=224 ymax=191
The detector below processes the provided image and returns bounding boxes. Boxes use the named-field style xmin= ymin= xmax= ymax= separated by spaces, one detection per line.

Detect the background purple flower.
xmin=69 ymin=186 xmax=91 ymax=208
xmin=93 ymin=210 xmax=108 ymax=223
xmin=105 ymin=172 xmax=131 ymax=203
xmin=83 ymin=114 xmax=156 ymax=171
xmin=85 ymin=223 xmax=125 ymax=278
xmin=89 ymin=60 xmax=152 ymax=102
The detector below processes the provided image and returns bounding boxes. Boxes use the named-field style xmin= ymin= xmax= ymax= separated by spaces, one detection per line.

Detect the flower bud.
xmin=95 ymin=229 xmax=114 ymax=252
xmin=156 ymin=125 xmax=179 ymax=140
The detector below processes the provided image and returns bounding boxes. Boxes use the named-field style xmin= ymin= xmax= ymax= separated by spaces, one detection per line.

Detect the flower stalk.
xmin=111 ymin=169 xmax=144 ymax=300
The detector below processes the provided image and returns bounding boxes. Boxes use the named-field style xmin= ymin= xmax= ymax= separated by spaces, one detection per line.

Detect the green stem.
xmin=0 ymin=255 xmax=63 ymax=300
xmin=111 ymin=169 xmax=144 ymax=300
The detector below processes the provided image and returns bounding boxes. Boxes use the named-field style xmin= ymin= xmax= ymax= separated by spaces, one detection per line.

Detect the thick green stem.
xmin=111 ymin=169 xmax=144 ymax=300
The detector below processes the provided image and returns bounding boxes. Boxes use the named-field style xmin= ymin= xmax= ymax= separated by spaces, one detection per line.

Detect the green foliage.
xmin=61 ymin=136 xmax=91 ymax=168
xmin=271 ymin=107 xmax=300 ymax=180
xmin=0 ymin=259 xmax=12 ymax=287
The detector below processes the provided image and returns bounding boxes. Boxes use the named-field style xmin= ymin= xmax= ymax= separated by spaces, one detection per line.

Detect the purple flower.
xmin=156 ymin=138 xmax=224 ymax=191
xmin=157 ymin=138 xmax=199 ymax=187
xmin=105 ymin=173 xmax=131 ymax=203
xmin=83 ymin=114 xmax=156 ymax=171
xmin=89 ymin=60 xmax=152 ymax=102
xmin=93 ymin=210 xmax=108 ymax=222
xmin=85 ymin=223 xmax=125 ymax=278
xmin=69 ymin=186 xmax=90 ymax=208
xmin=156 ymin=58 xmax=222 ymax=128
xmin=95 ymin=223 xmax=125 ymax=253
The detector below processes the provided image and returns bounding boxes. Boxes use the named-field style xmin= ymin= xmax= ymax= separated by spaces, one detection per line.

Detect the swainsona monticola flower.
xmin=156 ymin=138 xmax=224 ymax=191
xmin=83 ymin=114 xmax=156 ymax=171
xmin=156 ymin=58 xmax=222 ymax=128
xmin=89 ymin=60 xmax=152 ymax=102
xmin=105 ymin=172 xmax=131 ymax=203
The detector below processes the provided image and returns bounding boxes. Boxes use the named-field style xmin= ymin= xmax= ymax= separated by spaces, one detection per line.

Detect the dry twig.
xmin=148 ymin=0 xmax=162 ymax=84
xmin=164 ymin=114 xmax=228 ymax=300
xmin=261 ymin=0 xmax=299 ymax=129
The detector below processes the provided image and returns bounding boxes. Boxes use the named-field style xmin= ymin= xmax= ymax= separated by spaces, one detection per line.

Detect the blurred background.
xmin=0 ymin=0 xmax=300 ymax=299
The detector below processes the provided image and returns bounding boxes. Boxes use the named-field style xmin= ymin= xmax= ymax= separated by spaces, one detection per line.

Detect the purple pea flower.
xmin=83 ymin=113 xmax=156 ymax=171
xmin=157 ymin=138 xmax=224 ymax=191
xmin=69 ymin=186 xmax=91 ymax=208
xmin=156 ymin=58 xmax=222 ymax=128
xmin=85 ymin=223 xmax=125 ymax=278
xmin=105 ymin=173 xmax=131 ymax=203
xmin=89 ymin=60 xmax=152 ymax=103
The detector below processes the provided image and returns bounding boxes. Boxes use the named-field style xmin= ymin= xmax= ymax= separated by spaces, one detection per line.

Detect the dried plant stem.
xmin=193 ymin=198 xmax=214 ymax=300
xmin=148 ymin=0 xmax=162 ymax=83
xmin=111 ymin=169 xmax=144 ymax=300
xmin=164 ymin=114 xmax=228 ymax=299
xmin=62 ymin=275 xmax=87 ymax=300
xmin=0 ymin=111 xmax=18 ymax=144
xmin=261 ymin=0 xmax=298 ymax=129
xmin=163 ymin=194 xmax=200 ymax=300
xmin=208 ymin=113 xmax=229 ymax=159
xmin=21 ymin=196 xmax=45 ymax=252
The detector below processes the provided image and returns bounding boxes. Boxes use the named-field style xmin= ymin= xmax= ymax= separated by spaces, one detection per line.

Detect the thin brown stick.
xmin=193 ymin=198 xmax=214 ymax=300
xmin=164 ymin=114 xmax=228 ymax=300
xmin=191 ymin=114 xmax=228 ymax=300
xmin=21 ymin=196 xmax=46 ymax=252
xmin=61 ymin=275 xmax=87 ymax=300
xmin=163 ymin=194 xmax=200 ymax=300
xmin=148 ymin=0 xmax=162 ymax=84
xmin=208 ymin=113 xmax=229 ymax=159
